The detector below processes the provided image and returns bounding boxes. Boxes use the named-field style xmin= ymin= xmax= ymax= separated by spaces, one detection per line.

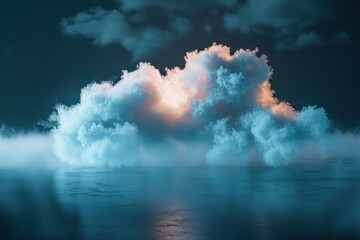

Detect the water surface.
xmin=1 ymin=160 xmax=359 ymax=239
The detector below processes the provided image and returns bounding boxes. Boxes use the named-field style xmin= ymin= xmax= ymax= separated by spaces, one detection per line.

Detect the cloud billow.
xmin=61 ymin=8 xmax=191 ymax=60
xmin=51 ymin=44 xmax=349 ymax=167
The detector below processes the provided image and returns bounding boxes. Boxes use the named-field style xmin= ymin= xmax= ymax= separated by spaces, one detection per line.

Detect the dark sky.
xmin=1 ymin=0 xmax=359 ymax=130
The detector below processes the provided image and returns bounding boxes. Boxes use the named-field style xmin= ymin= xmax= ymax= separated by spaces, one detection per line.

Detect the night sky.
xmin=1 ymin=0 xmax=360 ymax=130
xmin=1 ymin=3 xmax=360 ymax=239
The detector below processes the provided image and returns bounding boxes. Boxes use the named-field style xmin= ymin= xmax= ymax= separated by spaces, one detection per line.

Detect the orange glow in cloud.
xmin=256 ymin=81 xmax=296 ymax=119
xmin=144 ymin=44 xmax=236 ymax=124
xmin=148 ymin=76 xmax=196 ymax=123
xmin=113 ymin=45 xmax=293 ymax=124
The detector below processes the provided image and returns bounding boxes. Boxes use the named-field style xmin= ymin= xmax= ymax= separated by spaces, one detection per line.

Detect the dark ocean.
xmin=1 ymin=159 xmax=359 ymax=240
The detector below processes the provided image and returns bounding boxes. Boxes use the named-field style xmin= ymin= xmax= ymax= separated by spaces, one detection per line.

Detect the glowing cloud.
xmin=256 ymin=81 xmax=296 ymax=119
xmin=50 ymin=44 xmax=358 ymax=167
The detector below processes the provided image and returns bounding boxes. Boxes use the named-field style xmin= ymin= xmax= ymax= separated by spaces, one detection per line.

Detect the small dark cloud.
xmin=223 ymin=0 xmax=334 ymax=35
xmin=276 ymin=31 xmax=350 ymax=50
xmin=332 ymin=31 xmax=351 ymax=43
xmin=203 ymin=23 xmax=213 ymax=33
xmin=169 ymin=16 xmax=192 ymax=34
xmin=222 ymin=0 xmax=349 ymax=50
xmin=61 ymin=8 xmax=191 ymax=61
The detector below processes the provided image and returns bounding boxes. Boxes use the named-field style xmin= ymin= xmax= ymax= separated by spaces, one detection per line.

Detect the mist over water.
xmin=1 ymin=159 xmax=359 ymax=240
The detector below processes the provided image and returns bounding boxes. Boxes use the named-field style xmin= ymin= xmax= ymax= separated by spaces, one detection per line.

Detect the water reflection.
xmin=0 ymin=167 xmax=82 ymax=239
xmin=153 ymin=204 xmax=201 ymax=240
xmin=1 ymin=160 xmax=360 ymax=240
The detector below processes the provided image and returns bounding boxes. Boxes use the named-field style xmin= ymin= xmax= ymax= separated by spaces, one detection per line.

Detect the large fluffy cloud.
xmin=50 ymin=44 xmax=360 ymax=167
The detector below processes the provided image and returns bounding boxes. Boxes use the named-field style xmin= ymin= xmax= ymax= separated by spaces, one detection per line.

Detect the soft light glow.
xmin=256 ymin=81 xmax=296 ymax=119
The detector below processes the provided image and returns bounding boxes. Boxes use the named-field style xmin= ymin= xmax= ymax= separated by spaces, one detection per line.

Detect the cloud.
xmin=223 ymin=0 xmax=333 ymax=34
xmin=50 ymin=44 xmax=360 ymax=167
xmin=61 ymin=8 xmax=191 ymax=60
xmin=223 ymin=0 xmax=350 ymax=50
xmin=61 ymin=1 xmax=239 ymax=60
xmin=276 ymin=31 xmax=350 ymax=50
xmin=61 ymin=0 xmax=349 ymax=57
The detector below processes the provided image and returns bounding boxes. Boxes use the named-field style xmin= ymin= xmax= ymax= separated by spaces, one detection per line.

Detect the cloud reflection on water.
xmin=0 ymin=167 xmax=82 ymax=239
xmin=0 ymin=161 xmax=359 ymax=239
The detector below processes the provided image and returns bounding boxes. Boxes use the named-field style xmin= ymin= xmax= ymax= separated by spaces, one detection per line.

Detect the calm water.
xmin=1 ymin=160 xmax=360 ymax=240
